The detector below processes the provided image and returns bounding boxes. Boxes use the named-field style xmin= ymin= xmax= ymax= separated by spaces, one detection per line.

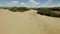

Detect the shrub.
xmin=37 ymin=8 xmax=60 ymax=18
xmin=9 ymin=7 xmax=18 ymax=12
xmin=37 ymin=8 xmax=52 ymax=16
xmin=8 ymin=7 xmax=29 ymax=12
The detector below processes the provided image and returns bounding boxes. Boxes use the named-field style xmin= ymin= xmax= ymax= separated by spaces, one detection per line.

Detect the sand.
xmin=0 ymin=9 xmax=60 ymax=34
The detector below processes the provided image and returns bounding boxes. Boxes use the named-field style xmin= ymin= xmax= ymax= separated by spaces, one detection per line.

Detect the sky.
xmin=0 ymin=0 xmax=60 ymax=8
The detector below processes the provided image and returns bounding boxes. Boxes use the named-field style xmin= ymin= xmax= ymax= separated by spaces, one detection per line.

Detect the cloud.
xmin=0 ymin=2 xmax=11 ymax=7
xmin=20 ymin=2 xmax=27 ymax=7
xmin=10 ymin=0 xmax=19 ymax=4
xmin=0 ymin=0 xmax=60 ymax=7
xmin=28 ymin=0 xmax=52 ymax=7
xmin=0 ymin=0 xmax=27 ymax=7
xmin=6 ymin=0 xmax=19 ymax=7
xmin=41 ymin=0 xmax=52 ymax=6
xmin=45 ymin=0 xmax=52 ymax=5
xmin=0 ymin=0 xmax=20 ymax=7
xmin=42 ymin=0 xmax=60 ymax=7
xmin=40 ymin=0 xmax=52 ymax=7
xmin=49 ymin=4 xmax=60 ymax=7
xmin=29 ymin=0 xmax=39 ymax=5
xmin=28 ymin=0 xmax=40 ymax=8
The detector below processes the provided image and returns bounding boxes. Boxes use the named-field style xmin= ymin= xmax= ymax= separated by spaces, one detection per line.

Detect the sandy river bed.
xmin=0 ymin=9 xmax=60 ymax=34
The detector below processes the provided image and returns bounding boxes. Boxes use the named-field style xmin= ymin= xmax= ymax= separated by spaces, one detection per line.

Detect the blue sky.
xmin=0 ymin=0 xmax=60 ymax=7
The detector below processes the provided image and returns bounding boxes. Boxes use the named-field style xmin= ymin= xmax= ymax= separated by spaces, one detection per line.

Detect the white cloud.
xmin=41 ymin=0 xmax=60 ymax=7
xmin=45 ymin=0 xmax=52 ymax=5
xmin=7 ymin=0 xmax=19 ymax=6
xmin=0 ymin=0 xmax=60 ymax=7
xmin=28 ymin=0 xmax=40 ymax=8
xmin=29 ymin=0 xmax=39 ymax=5
xmin=0 ymin=0 xmax=20 ymax=7
xmin=49 ymin=4 xmax=60 ymax=7
xmin=0 ymin=3 xmax=11 ymax=7
xmin=10 ymin=0 xmax=19 ymax=4
xmin=41 ymin=0 xmax=52 ymax=6
xmin=40 ymin=0 xmax=52 ymax=7
xmin=20 ymin=2 xmax=27 ymax=7
xmin=28 ymin=0 xmax=52 ymax=7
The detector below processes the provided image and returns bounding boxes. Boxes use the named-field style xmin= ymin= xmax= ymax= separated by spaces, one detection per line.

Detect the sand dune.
xmin=0 ymin=9 xmax=60 ymax=34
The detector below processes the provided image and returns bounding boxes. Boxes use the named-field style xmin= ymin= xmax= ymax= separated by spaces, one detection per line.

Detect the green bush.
xmin=9 ymin=7 xmax=18 ymax=12
xmin=52 ymin=13 xmax=60 ymax=17
xmin=37 ymin=8 xmax=60 ymax=18
xmin=8 ymin=7 xmax=29 ymax=12
xmin=37 ymin=8 xmax=52 ymax=16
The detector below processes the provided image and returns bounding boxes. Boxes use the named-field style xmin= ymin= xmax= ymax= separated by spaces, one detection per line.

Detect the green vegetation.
xmin=8 ymin=7 xmax=29 ymax=12
xmin=50 ymin=7 xmax=60 ymax=11
xmin=37 ymin=8 xmax=60 ymax=18
xmin=9 ymin=7 xmax=18 ymax=12
xmin=5 ymin=7 xmax=60 ymax=18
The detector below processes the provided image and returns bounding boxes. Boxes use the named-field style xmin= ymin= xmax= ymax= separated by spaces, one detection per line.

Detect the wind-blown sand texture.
xmin=0 ymin=9 xmax=60 ymax=34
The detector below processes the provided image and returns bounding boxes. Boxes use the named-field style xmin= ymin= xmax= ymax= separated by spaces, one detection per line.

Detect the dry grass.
xmin=53 ymin=11 xmax=60 ymax=14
